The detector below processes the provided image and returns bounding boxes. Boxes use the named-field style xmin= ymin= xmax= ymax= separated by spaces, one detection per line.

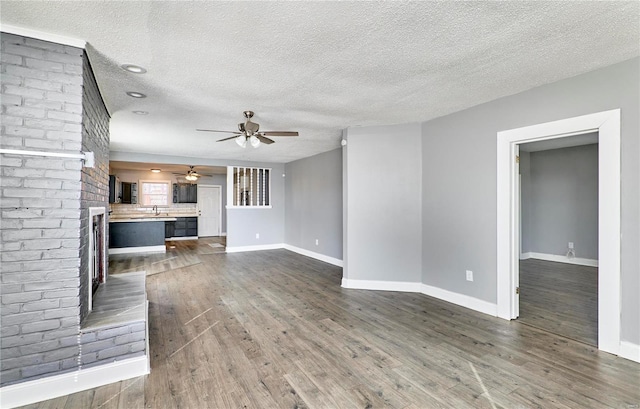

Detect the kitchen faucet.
xmin=153 ymin=205 xmax=159 ymax=216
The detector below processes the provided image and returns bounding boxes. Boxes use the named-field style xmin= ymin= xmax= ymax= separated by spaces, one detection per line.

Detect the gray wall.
xmin=226 ymin=162 xmax=285 ymax=248
xmin=285 ymin=148 xmax=342 ymax=259
xmin=421 ymin=57 xmax=638 ymax=344
xmin=521 ymin=144 xmax=598 ymax=260
xmin=344 ymin=123 xmax=422 ymax=282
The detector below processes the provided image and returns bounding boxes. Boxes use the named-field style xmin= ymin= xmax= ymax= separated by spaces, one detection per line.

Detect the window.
xmin=228 ymin=166 xmax=270 ymax=207
xmin=139 ymin=180 xmax=171 ymax=206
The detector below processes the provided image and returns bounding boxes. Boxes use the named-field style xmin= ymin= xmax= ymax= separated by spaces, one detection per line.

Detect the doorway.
xmin=197 ymin=185 xmax=222 ymax=237
xmin=497 ymin=109 xmax=621 ymax=356
xmin=517 ymin=140 xmax=599 ymax=345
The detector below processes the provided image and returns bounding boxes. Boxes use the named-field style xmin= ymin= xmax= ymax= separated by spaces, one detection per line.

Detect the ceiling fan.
xmin=172 ymin=166 xmax=212 ymax=182
xmin=196 ymin=111 xmax=299 ymax=148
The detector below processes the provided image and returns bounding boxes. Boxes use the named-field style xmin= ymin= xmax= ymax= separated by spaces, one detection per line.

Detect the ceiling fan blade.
xmin=216 ymin=135 xmax=242 ymax=142
xmin=196 ymin=129 xmax=242 ymax=134
xmin=256 ymin=135 xmax=275 ymax=145
xmin=261 ymin=131 xmax=298 ymax=137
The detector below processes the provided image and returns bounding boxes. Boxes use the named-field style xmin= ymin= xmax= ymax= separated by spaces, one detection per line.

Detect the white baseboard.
xmin=220 ymin=232 xmax=227 ymax=237
xmin=520 ymin=252 xmax=598 ymax=267
xmin=341 ymin=278 xmax=422 ymax=293
xmin=165 ymin=236 xmax=198 ymax=241
xmin=224 ymin=242 xmax=343 ymax=267
xmin=340 ymin=279 xmax=497 ymax=317
xmin=225 ymin=243 xmax=285 ymax=253
xmin=420 ymin=283 xmax=498 ymax=316
xmin=283 ymin=244 xmax=343 ymax=267
xmin=619 ymin=341 xmax=640 ymax=363
xmin=109 ymin=245 xmax=166 ymax=255
xmin=0 ymin=355 xmax=149 ymax=409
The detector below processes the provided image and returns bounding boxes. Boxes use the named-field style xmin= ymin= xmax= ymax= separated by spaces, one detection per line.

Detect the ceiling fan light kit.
xmin=235 ymin=136 xmax=247 ymax=148
xmin=173 ymin=166 xmax=213 ymax=182
xmin=197 ymin=110 xmax=299 ymax=149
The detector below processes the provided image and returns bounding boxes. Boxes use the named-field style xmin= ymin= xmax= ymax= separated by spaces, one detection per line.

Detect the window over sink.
xmin=139 ymin=180 xmax=171 ymax=207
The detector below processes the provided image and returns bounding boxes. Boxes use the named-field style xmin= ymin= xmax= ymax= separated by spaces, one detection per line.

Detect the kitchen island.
xmin=109 ymin=216 xmax=177 ymax=254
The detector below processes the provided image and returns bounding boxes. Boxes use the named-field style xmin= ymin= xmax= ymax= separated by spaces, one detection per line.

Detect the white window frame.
xmin=138 ymin=179 xmax=171 ymax=208
xmin=226 ymin=166 xmax=272 ymax=209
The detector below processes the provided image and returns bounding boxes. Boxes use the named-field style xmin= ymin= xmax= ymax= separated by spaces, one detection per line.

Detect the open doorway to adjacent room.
xmin=497 ymin=109 xmax=621 ymax=356
xmin=517 ymin=134 xmax=598 ymax=345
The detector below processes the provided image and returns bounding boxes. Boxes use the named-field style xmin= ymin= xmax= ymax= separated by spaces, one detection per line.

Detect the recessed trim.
xmin=0 ymin=24 xmax=86 ymax=48
xmin=126 ymin=91 xmax=146 ymax=99
xmin=121 ymin=64 xmax=147 ymax=74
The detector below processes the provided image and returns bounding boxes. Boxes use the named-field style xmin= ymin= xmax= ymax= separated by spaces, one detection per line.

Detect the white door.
xmin=197 ymin=185 xmax=221 ymax=237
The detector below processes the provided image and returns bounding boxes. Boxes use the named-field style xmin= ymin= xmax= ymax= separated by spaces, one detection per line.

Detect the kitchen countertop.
xmin=109 ymin=217 xmax=177 ymax=223
xmin=109 ymin=213 xmax=198 ymax=223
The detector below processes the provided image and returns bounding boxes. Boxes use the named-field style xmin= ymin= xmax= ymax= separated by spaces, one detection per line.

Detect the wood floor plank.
xmin=18 ymin=238 xmax=639 ymax=408
xmin=519 ymin=258 xmax=597 ymax=346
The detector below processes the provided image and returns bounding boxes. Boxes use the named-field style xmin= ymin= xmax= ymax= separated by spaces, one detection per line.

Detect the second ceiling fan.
xmin=197 ymin=111 xmax=298 ymax=148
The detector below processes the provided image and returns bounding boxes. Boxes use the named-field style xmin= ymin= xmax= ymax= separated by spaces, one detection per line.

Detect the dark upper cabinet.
xmin=109 ymin=176 xmax=137 ymax=204
xmin=172 ymin=183 xmax=197 ymax=203
xmin=109 ymin=175 xmax=116 ymax=203
xmin=121 ymin=182 xmax=137 ymax=204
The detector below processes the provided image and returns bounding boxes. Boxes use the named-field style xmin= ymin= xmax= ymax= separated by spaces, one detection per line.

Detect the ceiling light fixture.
xmin=133 ymin=110 xmax=148 ymax=115
xmin=235 ymin=136 xmax=247 ymax=148
xmin=249 ymin=134 xmax=261 ymax=148
xmin=121 ymin=64 xmax=147 ymax=74
xmin=151 ymin=169 xmax=161 ymax=173
xmin=185 ymin=174 xmax=198 ymax=181
xmin=126 ymin=91 xmax=146 ymax=98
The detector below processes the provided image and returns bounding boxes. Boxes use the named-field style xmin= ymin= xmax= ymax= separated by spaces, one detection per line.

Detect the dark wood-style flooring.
xmin=519 ymin=258 xmax=598 ymax=346
xmin=20 ymin=239 xmax=639 ymax=408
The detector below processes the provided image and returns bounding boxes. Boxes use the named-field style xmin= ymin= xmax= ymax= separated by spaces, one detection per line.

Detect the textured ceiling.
xmin=2 ymin=1 xmax=638 ymax=163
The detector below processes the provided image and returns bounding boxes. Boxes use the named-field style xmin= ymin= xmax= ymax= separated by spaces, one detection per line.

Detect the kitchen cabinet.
xmin=165 ymin=217 xmax=198 ymax=239
xmin=109 ymin=220 xmax=165 ymax=248
xmin=108 ymin=176 xmax=137 ymax=204
xmin=109 ymin=175 xmax=117 ymax=203
xmin=172 ymin=183 xmax=197 ymax=203
xmin=120 ymin=182 xmax=137 ymax=204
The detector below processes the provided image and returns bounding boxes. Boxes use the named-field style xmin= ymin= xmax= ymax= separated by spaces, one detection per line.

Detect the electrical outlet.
xmin=256 ymin=233 xmax=260 ymax=239
xmin=315 ymin=239 xmax=319 ymax=246
xmin=466 ymin=270 xmax=473 ymax=282
xmin=568 ymin=242 xmax=574 ymax=249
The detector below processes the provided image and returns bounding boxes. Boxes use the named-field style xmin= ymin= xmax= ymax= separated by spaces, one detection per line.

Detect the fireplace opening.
xmin=89 ymin=207 xmax=107 ymax=311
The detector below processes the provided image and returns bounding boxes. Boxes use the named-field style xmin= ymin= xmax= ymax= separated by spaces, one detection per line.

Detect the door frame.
xmin=197 ymin=184 xmax=222 ymax=237
xmin=496 ymin=109 xmax=620 ymax=355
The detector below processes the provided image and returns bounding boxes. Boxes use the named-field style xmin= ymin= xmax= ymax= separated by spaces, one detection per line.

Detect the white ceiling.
xmin=2 ymin=2 xmax=638 ymax=163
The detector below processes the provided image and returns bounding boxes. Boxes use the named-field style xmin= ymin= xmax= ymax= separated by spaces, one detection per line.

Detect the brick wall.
xmin=1 ymin=33 xmax=85 ymax=386
xmin=78 ymin=53 xmax=110 ymax=322
xmin=0 ymin=33 xmax=110 ymax=387
xmin=80 ymin=322 xmax=146 ymax=368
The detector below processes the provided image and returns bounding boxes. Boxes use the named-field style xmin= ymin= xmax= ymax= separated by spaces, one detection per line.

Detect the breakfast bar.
xmin=109 ymin=216 xmax=177 ymax=254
